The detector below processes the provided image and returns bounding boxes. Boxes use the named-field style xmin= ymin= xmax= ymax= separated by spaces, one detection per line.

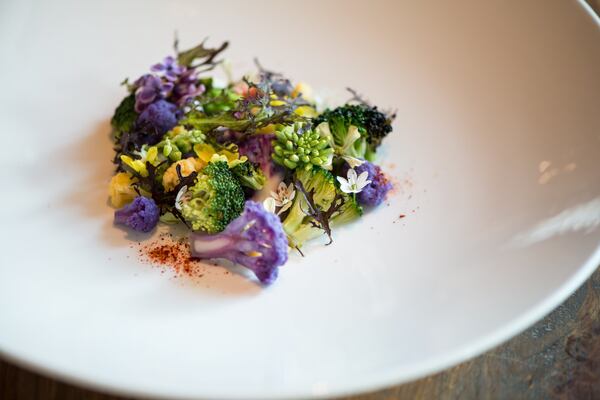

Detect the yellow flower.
xmin=108 ymin=172 xmax=138 ymax=208
xmin=120 ymin=155 xmax=148 ymax=177
xmin=194 ymin=143 xmax=218 ymax=164
xmin=295 ymin=105 xmax=318 ymax=118
xmin=162 ymin=157 xmax=205 ymax=191
xmin=193 ymin=143 xmax=247 ymax=168
xmin=119 ymin=146 xmax=160 ymax=177
xmin=270 ymin=99 xmax=286 ymax=107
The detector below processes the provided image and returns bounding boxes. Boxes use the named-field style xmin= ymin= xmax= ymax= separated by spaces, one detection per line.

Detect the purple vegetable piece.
xmin=238 ymin=134 xmax=276 ymax=176
xmin=190 ymin=201 xmax=288 ymax=284
xmin=136 ymin=99 xmax=180 ymax=136
xmin=342 ymin=160 xmax=392 ymax=207
xmin=114 ymin=196 xmax=160 ymax=233
xmin=151 ymin=56 xmax=184 ymax=82
xmin=171 ymin=68 xmax=205 ymax=107
xmin=134 ymin=74 xmax=174 ymax=113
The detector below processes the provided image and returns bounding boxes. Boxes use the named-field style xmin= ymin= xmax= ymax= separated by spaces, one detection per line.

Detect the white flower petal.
xmin=277 ymin=201 xmax=293 ymax=215
xmin=356 ymin=171 xmax=370 ymax=186
xmin=337 ymin=176 xmax=355 ymax=193
xmin=263 ymin=197 xmax=277 ymax=214
xmin=342 ymin=156 xmax=365 ymax=169
xmin=174 ymin=185 xmax=188 ymax=210
xmin=347 ymin=168 xmax=358 ymax=183
xmin=340 ymin=184 xmax=353 ymax=193
xmin=286 ymin=182 xmax=295 ymax=195
xmin=356 ymin=180 xmax=371 ymax=192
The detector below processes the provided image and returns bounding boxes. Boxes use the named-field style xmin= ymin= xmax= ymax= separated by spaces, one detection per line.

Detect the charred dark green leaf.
xmin=175 ymin=39 xmax=229 ymax=71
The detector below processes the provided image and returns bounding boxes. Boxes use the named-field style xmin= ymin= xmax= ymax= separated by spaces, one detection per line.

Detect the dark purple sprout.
xmin=114 ymin=196 xmax=160 ymax=233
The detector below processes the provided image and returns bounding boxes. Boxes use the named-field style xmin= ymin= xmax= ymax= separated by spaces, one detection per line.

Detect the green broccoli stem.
xmin=281 ymin=200 xmax=307 ymax=238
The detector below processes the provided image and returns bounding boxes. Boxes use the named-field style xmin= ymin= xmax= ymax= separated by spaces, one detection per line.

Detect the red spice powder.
xmin=139 ymin=233 xmax=204 ymax=277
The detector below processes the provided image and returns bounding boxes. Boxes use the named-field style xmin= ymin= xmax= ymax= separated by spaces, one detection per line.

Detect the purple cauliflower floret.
xmin=114 ymin=196 xmax=160 ymax=233
xmin=136 ymin=99 xmax=180 ymax=136
xmin=189 ymin=200 xmax=288 ymax=284
xmin=238 ymin=134 xmax=277 ymax=176
xmin=342 ymin=161 xmax=392 ymax=207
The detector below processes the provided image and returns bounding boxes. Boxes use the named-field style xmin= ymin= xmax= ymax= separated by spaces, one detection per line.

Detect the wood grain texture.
xmin=1 ymin=267 xmax=598 ymax=400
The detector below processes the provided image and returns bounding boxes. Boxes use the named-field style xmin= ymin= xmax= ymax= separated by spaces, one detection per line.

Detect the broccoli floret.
xmin=282 ymin=167 xmax=337 ymax=237
xmin=111 ymin=94 xmax=137 ymax=140
xmin=180 ymin=161 xmax=245 ymax=233
xmin=313 ymin=104 xmax=394 ymax=160
xmin=190 ymin=201 xmax=288 ymax=284
xmin=281 ymin=167 xmax=362 ymax=248
xmin=231 ymin=160 xmax=266 ymax=190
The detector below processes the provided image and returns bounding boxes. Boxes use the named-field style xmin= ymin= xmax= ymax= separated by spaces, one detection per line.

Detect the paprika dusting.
xmin=140 ymin=233 xmax=204 ymax=277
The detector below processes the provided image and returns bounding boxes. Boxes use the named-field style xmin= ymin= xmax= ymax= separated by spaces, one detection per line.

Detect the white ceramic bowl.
xmin=0 ymin=1 xmax=599 ymax=399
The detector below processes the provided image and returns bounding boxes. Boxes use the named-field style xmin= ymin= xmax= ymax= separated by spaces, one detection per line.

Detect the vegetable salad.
xmin=109 ymin=39 xmax=395 ymax=284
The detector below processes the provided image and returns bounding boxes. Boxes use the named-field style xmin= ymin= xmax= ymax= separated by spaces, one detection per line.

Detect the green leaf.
xmin=176 ymin=40 xmax=228 ymax=69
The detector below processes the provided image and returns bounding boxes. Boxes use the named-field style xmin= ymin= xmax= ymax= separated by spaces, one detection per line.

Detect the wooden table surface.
xmin=1 ymin=267 xmax=598 ymax=400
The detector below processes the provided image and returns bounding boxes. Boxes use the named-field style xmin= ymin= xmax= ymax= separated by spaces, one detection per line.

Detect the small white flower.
xmin=269 ymin=182 xmax=296 ymax=215
xmin=336 ymin=168 xmax=371 ymax=194
xmin=342 ymin=155 xmax=365 ymax=169
xmin=263 ymin=197 xmax=277 ymax=214
xmin=174 ymin=185 xmax=188 ymax=211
